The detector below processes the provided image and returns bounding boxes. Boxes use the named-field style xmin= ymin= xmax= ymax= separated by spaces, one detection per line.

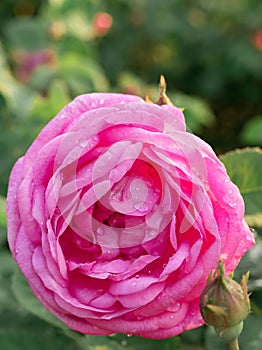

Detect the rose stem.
xmin=227 ymin=338 xmax=240 ymax=350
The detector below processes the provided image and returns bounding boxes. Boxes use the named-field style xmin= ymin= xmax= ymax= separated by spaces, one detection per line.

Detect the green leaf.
xmin=179 ymin=326 xmax=205 ymax=348
xmin=110 ymin=333 xmax=181 ymax=350
xmin=238 ymin=314 xmax=262 ymax=350
xmin=241 ymin=116 xmax=262 ymax=146
xmin=171 ymin=92 xmax=216 ymax=133
xmin=0 ymin=251 xmax=19 ymax=312
xmin=0 ymin=196 xmax=6 ymax=227
xmin=234 ymin=239 xmax=262 ymax=291
xmin=205 ymin=325 xmax=227 ymax=350
xmin=4 ymin=18 xmax=49 ymax=51
xmin=30 ymin=79 xmax=71 ymax=124
xmin=220 ymin=147 xmax=262 ymax=228
xmin=76 ymin=335 xmax=126 ymax=350
xmin=59 ymin=53 xmax=109 ymax=95
xmin=12 ymin=268 xmax=69 ymax=331
xmin=0 ymin=309 xmax=80 ymax=350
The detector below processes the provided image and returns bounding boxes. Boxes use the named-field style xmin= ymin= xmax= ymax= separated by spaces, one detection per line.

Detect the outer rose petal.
xmin=23 ymin=93 xmax=144 ymax=173
xmin=6 ymin=157 xmax=24 ymax=252
xmin=6 ymin=92 xmax=254 ymax=340
xmin=191 ymin=135 xmax=255 ymax=271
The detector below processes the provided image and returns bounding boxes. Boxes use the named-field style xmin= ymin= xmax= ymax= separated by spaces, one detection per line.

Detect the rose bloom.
xmin=7 ymin=93 xmax=254 ymax=339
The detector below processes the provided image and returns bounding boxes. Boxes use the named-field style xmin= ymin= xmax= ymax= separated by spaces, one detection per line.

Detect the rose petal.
xmin=6 ymin=157 xmax=24 ymax=252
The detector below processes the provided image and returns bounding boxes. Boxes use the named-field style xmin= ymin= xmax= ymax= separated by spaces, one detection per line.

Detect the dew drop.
xmin=150 ymin=230 xmax=157 ymax=236
xmin=127 ymin=333 xmax=133 ymax=337
xmin=132 ymin=282 xmax=137 ymax=286
xmin=96 ymin=227 xmax=103 ymax=236
xmin=167 ymin=302 xmax=181 ymax=312
xmin=134 ymin=203 xmax=141 ymax=210
xmin=140 ymin=203 xmax=149 ymax=212
xmin=79 ymin=139 xmax=88 ymax=147
xmin=152 ymin=251 xmax=159 ymax=256
xmin=170 ymin=315 xmax=174 ymax=319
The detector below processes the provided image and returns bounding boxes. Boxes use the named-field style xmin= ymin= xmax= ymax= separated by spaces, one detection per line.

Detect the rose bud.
xmin=200 ymin=261 xmax=250 ymax=344
xmin=7 ymin=79 xmax=254 ymax=339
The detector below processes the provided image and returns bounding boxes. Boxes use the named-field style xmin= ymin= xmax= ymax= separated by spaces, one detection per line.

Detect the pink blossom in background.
xmin=13 ymin=49 xmax=56 ymax=82
xmin=6 ymin=93 xmax=254 ymax=339
xmin=92 ymin=12 xmax=113 ymax=36
xmin=252 ymin=29 xmax=262 ymax=50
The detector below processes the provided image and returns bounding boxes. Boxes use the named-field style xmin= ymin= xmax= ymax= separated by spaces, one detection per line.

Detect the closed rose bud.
xmin=200 ymin=261 xmax=250 ymax=343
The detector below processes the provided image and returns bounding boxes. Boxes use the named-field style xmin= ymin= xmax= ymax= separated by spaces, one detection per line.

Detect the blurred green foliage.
xmin=0 ymin=0 xmax=262 ymax=349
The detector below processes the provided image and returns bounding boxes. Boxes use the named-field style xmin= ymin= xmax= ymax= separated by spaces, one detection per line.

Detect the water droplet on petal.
xmin=96 ymin=227 xmax=103 ymax=236
xmin=140 ymin=203 xmax=149 ymax=212
xmin=167 ymin=302 xmax=181 ymax=312
xmin=127 ymin=333 xmax=133 ymax=337
xmin=79 ymin=139 xmax=88 ymax=147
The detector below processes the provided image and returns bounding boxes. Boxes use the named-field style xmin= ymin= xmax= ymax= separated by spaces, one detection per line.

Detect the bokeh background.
xmin=0 ymin=1 xmax=262 ymax=349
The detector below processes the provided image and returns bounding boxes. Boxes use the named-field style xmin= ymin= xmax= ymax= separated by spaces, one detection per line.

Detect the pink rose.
xmin=7 ymin=93 xmax=254 ymax=339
